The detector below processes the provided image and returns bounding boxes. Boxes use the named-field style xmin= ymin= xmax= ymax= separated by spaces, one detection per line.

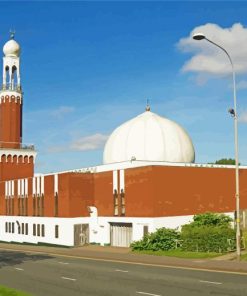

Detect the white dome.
xmin=103 ymin=109 xmax=195 ymax=164
xmin=3 ymin=39 xmax=20 ymax=57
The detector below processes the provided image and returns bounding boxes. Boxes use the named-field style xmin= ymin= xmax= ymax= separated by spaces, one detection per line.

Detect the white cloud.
xmin=236 ymin=80 xmax=247 ymax=90
xmin=51 ymin=106 xmax=75 ymax=118
xmin=70 ymin=133 xmax=109 ymax=151
xmin=239 ymin=111 xmax=247 ymax=123
xmin=178 ymin=23 xmax=247 ymax=77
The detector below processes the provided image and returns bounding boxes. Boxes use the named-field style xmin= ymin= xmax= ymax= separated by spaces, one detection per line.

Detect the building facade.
xmin=0 ymin=36 xmax=246 ymax=247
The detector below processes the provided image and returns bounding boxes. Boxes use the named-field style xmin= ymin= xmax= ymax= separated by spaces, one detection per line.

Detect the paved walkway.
xmin=0 ymin=242 xmax=247 ymax=274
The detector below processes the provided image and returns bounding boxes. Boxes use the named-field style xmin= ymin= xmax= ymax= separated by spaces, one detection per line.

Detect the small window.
xmin=21 ymin=223 xmax=24 ymax=234
xmin=113 ymin=189 xmax=118 ymax=216
xmin=55 ymin=225 xmax=59 ymax=238
xmin=37 ymin=224 xmax=40 ymax=236
xmin=33 ymin=224 xmax=36 ymax=236
xmin=41 ymin=224 xmax=45 ymax=237
xmin=12 ymin=222 xmax=15 ymax=233
xmin=54 ymin=193 xmax=58 ymax=217
xmin=25 ymin=223 xmax=28 ymax=235
xmin=5 ymin=222 xmax=8 ymax=233
xmin=8 ymin=222 xmax=11 ymax=232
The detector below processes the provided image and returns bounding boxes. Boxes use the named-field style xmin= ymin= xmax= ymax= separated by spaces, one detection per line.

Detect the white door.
xmin=110 ymin=223 xmax=132 ymax=247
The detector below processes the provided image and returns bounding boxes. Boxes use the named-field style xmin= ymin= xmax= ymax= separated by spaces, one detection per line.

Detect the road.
xmin=0 ymin=250 xmax=246 ymax=296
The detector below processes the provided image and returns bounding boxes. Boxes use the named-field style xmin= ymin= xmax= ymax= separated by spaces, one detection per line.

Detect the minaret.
xmin=0 ymin=33 xmax=36 ymax=181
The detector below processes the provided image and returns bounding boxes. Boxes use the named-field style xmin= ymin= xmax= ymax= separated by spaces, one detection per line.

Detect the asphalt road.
xmin=0 ymin=250 xmax=246 ymax=296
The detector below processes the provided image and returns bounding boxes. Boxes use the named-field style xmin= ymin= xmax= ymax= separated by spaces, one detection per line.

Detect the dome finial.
xmin=145 ymin=98 xmax=151 ymax=111
xmin=10 ymin=29 xmax=15 ymax=40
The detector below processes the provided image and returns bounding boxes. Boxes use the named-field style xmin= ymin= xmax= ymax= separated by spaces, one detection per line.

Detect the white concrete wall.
xmin=0 ymin=212 xmax=235 ymax=247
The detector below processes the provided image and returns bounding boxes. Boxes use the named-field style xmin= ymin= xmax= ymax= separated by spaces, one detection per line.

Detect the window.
xmin=37 ymin=224 xmax=40 ymax=236
xmin=33 ymin=224 xmax=36 ymax=236
xmin=8 ymin=222 xmax=11 ymax=232
xmin=25 ymin=223 xmax=28 ymax=235
xmin=33 ymin=196 xmax=36 ymax=216
xmin=55 ymin=225 xmax=59 ymax=238
xmin=25 ymin=198 xmax=28 ymax=216
xmin=41 ymin=224 xmax=45 ymax=237
xmin=11 ymin=198 xmax=14 ymax=215
xmin=5 ymin=222 xmax=8 ymax=233
xmin=37 ymin=195 xmax=40 ymax=216
xmin=5 ymin=200 xmax=7 ymax=215
xmin=41 ymin=195 xmax=44 ymax=216
xmin=18 ymin=198 xmax=20 ymax=216
xmin=54 ymin=193 xmax=58 ymax=217
xmin=120 ymin=189 xmax=125 ymax=216
xmin=21 ymin=223 xmax=24 ymax=234
xmin=113 ymin=189 xmax=118 ymax=216
xmin=12 ymin=222 xmax=15 ymax=233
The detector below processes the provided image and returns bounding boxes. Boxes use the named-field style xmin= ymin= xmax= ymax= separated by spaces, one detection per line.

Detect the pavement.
xmin=0 ymin=242 xmax=247 ymax=274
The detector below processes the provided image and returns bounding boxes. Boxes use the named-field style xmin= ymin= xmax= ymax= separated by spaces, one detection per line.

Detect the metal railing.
xmin=0 ymin=142 xmax=35 ymax=150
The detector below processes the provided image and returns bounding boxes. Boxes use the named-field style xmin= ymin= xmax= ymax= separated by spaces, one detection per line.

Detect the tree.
xmin=215 ymin=158 xmax=238 ymax=165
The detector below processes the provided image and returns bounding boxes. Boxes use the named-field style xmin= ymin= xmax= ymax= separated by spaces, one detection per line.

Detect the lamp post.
xmin=193 ymin=33 xmax=241 ymax=261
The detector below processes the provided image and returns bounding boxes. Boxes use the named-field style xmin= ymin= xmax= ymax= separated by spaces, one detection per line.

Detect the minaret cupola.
xmin=2 ymin=32 xmax=21 ymax=92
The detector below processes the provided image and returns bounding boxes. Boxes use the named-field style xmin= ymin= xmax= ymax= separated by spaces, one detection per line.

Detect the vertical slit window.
xmin=12 ymin=222 xmax=14 ymax=233
xmin=54 ymin=193 xmax=58 ymax=217
xmin=41 ymin=224 xmax=45 ymax=237
xmin=41 ymin=195 xmax=44 ymax=216
xmin=120 ymin=189 xmax=125 ymax=216
xmin=25 ymin=198 xmax=28 ymax=216
xmin=25 ymin=223 xmax=28 ymax=235
xmin=21 ymin=223 xmax=24 ymax=234
xmin=33 ymin=224 xmax=36 ymax=236
xmin=55 ymin=225 xmax=59 ymax=238
xmin=33 ymin=196 xmax=36 ymax=216
xmin=18 ymin=198 xmax=20 ymax=216
xmin=113 ymin=189 xmax=118 ymax=216
xmin=37 ymin=224 xmax=40 ymax=236
xmin=5 ymin=222 xmax=8 ymax=233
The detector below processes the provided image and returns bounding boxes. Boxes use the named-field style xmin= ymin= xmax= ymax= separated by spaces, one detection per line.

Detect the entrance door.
xmin=74 ymin=224 xmax=89 ymax=246
xmin=110 ymin=223 xmax=132 ymax=247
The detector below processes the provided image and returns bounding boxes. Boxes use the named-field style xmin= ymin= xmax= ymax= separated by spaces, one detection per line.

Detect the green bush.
xmin=131 ymin=228 xmax=180 ymax=251
xmin=181 ymin=225 xmax=235 ymax=252
xmin=191 ymin=212 xmax=233 ymax=227
xmin=180 ymin=213 xmax=235 ymax=253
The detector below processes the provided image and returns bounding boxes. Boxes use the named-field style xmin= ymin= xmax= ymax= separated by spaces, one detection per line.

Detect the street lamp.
xmin=193 ymin=33 xmax=241 ymax=261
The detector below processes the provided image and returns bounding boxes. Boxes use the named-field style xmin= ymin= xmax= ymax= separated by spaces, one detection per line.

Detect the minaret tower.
xmin=0 ymin=33 xmax=36 ymax=181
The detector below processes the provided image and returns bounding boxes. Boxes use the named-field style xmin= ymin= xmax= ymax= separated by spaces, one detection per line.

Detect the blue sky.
xmin=1 ymin=1 xmax=247 ymax=173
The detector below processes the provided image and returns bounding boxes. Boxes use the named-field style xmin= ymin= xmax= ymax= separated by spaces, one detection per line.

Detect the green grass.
xmin=241 ymin=253 xmax=247 ymax=261
xmin=132 ymin=249 xmax=222 ymax=259
xmin=0 ymin=285 xmax=32 ymax=296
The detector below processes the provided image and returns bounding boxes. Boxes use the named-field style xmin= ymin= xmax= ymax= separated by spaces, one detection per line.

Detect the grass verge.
xmin=132 ymin=249 xmax=222 ymax=259
xmin=241 ymin=253 xmax=247 ymax=261
xmin=0 ymin=285 xmax=32 ymax=296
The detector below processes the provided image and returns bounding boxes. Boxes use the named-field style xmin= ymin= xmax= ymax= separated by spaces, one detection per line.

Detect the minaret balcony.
xmin=0 ymin=142 xmax=35 ymax=151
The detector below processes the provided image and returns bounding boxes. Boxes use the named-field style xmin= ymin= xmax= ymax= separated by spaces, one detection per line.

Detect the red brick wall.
xmin=0 ymin=96 xmax=22 ymax=149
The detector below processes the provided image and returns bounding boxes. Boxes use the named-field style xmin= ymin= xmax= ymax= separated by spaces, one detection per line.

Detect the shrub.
xmin=191 ymin=212 xmax=233 ymax=228
xmin=131 ymin=228 xmax=180 ymax=251
xmin=181 ymin=213 xmax=235 ymax=253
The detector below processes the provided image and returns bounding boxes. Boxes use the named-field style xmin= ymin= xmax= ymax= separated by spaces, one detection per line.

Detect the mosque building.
xmin=0 ymin=35 xmax=247 ymax=247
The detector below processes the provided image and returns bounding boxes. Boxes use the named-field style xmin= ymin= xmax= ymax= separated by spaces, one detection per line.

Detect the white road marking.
xmin=15 ymin=268 xmax=24 ymax=271
xmin=58 ymin=262 xmax=69 ymax=265
xmin=137 ymin=292 xmax=161 ymax=296
xmin=199 ymin=280 xmax=222 ymax=285
xmin=61 ymin=276 xmax=76 ymax=281
xmin=1 ymin=246 xmax=247 ymax=276
xmin=115 ymin=269 xmax=129 ymax=273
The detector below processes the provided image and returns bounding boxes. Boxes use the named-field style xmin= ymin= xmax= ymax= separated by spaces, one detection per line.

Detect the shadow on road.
xmin=0 ymin=250 xmax=53 ymax=268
